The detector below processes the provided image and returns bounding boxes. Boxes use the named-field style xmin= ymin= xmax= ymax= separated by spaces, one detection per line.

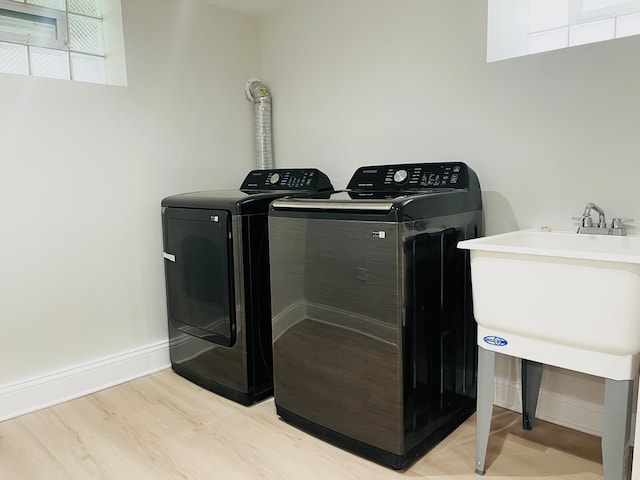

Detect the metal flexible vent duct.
xmin=245 ymin=78 xmax=274 ymax=170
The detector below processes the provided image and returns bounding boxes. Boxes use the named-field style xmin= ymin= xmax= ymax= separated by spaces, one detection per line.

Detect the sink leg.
xmin=521 ymin=359 xmax=543 ymax=430
xmin=632 ymin=377 xmax=640 ymax=480
xmin=603 ymin=378 xmax=632 ymax=480
xmin=475 ymin=347 xmax=495 ymax=476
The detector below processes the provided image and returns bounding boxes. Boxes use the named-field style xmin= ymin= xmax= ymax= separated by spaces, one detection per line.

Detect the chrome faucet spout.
xmin=583 ymin=202 xmax=606 ymax=228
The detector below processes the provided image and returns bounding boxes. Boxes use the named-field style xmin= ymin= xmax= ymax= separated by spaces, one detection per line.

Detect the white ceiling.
xmin=200 ymin=0 xmax=293 ymax=16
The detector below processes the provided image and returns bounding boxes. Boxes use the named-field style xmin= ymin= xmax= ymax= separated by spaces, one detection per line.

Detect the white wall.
xmin=0 ymin=0 xmax=258 ymax=398
xmin=258 ymin=0 xmax=640 ymax=432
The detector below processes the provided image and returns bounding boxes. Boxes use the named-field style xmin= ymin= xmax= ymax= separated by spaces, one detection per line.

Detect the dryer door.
xmin=163 ymin=207 xmax=235 ymax=347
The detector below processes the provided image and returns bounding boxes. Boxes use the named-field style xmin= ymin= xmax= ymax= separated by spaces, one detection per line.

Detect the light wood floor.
xmin=0 ymin=369 xmax=606 ymax=479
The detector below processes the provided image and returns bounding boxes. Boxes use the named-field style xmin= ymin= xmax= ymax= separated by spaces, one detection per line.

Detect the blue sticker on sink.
xmin=483 ymin=335 xmax=508 ymax=347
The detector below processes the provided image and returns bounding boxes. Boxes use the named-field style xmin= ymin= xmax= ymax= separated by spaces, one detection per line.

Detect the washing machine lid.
xmin=272 ymin=162 xmax=472 ymax=212
xmin=272 ymin=191 xmax=404 ymax=212
xmin=270 ymin=162 xmax=482 ymax=220
xmin=271 ymin=189 xmax=462 ymax=212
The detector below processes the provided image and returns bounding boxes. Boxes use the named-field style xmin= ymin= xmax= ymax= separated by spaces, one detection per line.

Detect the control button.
xmin=450 ymin=174 xmax=458 ymax=184
xmin=270 ymin=173 xmax=280 ymax=185
xmin=393 ymin=169 xmax=408 ymax=183
xmin=453 ymin=166 xmax=461 ymax=173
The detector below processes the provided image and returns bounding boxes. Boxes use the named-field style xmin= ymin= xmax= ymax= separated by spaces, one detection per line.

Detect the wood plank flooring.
xmin=0 ymin=369 xmax=606 ymax=479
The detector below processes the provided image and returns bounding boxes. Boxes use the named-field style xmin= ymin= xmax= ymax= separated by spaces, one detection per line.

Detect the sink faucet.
xmin=573 ymin=202 xmax=633 ymax=236
xmin=581 ymin=202 xmax=606 ymax=228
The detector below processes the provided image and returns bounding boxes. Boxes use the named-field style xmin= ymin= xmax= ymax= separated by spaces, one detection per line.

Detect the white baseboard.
xmin=0 ymin=346 xmax=620 ymax=440
xmin=494 ymin=374 xmax=604 ymax=437
xmin=0 ymin=341 xmax=170 ymax=422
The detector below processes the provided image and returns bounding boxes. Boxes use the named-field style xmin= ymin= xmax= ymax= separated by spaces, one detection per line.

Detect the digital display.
xmin=347 ymin=163 xmax=468 ymax=191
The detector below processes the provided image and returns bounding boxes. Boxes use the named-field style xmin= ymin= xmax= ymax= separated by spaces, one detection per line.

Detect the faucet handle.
xmin=572 ymin=215 xmax=592 ymax=227
xmin=612 ymin=218 xmax=634 ymax=229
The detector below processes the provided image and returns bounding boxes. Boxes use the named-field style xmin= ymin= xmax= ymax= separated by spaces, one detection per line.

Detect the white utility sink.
xmin=459 ymin=229 xmax=640 ymax=479
xmin=458 ymin=229 xmax=640 ymax=379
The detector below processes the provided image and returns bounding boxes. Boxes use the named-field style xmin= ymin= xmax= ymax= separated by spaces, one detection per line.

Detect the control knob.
xmin=393 ymin=169 xmax=408 ymax=184
xmin=269 ymin=173 xmax=280 ymax=185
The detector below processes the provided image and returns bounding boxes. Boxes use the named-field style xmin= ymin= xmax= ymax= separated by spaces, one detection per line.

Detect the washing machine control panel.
xmin=240 ymin=168 xmax=333 ymax=191
xmin=347 ymin=162 xmax=469 ymax=191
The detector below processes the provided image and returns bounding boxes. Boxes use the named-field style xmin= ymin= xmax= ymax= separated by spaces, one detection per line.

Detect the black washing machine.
xmin=268 ymin=162 xmax=482 ymax=468
xmin=161 ymin=169 xmax=333 ymax=405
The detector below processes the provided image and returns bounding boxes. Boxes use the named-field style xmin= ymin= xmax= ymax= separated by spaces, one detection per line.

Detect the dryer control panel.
xmin=241 ymin=168 xmax=333 ymax=191
xmin=346 ymin=162 xmax=469 ymax=191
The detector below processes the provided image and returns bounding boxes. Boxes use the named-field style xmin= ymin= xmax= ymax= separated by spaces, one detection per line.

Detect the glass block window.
xmin=0 ymin=0 xmax=109 ymax=84
xmin=0 ymin=41 xmax=27 ymax=74
xmin=71 ymin=51 xmax=105 ymax=83
xmin=69 ymin=0 xmax=101 ymax=17
xmin=68 ymin=13 xmax=103 ymax=55
xmin=31 ymin=45 xmax=70 ymax=79
xmin=27 ymin=0 xmax=65 ymax=9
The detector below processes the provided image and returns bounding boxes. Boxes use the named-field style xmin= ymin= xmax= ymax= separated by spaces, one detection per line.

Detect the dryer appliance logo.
xmin=483 ymin=335 xmax=508 ymax=347
xmin=372 ymin=231 xmax=386 ymax=239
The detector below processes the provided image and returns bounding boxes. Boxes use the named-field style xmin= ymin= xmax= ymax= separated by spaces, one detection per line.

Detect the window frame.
xmin=0 ymin=0 xmax=68 ymax=50
xmin=570 ymin=0 xmax=640 ymax=23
